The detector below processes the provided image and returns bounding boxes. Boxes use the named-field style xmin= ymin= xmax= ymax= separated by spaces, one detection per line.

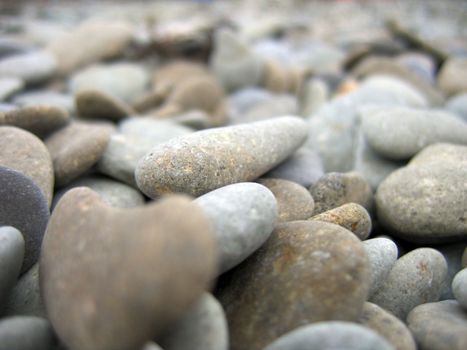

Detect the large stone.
xmin=217 ymin=220 xmax=370 ymax=350
xmin=0 ymin=227 xmax=24 ymax=308
xmin=136 ymin=116 xmax=308 ymax=197
xmin=40 ymin=188 xmax=217 ymax=350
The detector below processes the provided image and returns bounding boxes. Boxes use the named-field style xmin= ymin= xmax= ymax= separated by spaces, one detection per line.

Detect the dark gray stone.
xmin=0 ymin=316 xmax=55 ymax=350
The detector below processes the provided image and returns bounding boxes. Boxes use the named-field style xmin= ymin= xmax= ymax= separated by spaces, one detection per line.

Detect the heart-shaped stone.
xmin=40 ymin=187 xmax=217 ymax=350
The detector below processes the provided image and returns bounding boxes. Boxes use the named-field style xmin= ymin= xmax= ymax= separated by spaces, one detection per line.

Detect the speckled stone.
xmin=361 ymin=106 xmax=467 ymax=160
xmin=258 ymin=178 xmax=314 ymax=223
xmin=0 ymin=166 xmax=49 ymax=274
xmin=0 ymin=227 xmax=24 ymax=308
xmin=0 ymin=126 xmax=54 ymax=206
xmin=0 ymin=50 xmax=57 ymax=84
xmin=310 ymin=171 xmax=373 ymax=215
xmin=0 ymin=105 xmax=70 ymax=138
xmin=263 ymin=321 xmax=394 ymax=350
xmin=159 ymin=293 xmax=228 ymax=350
xmin=360 ymin=302 xmax=416 ymax=350
xmin=195 ymin=182 xmax=277 ymax=274
xmin=407 ymin=300 xmax=467 ymax=350
xmin=264 ymin=147 xmax=324 ymax=187
xmin=41 ymin=188 xmax=217 ymax=350
xmin=370 ymin=248 xmax=447 ymax=320
xmin=438 ymin=57 xmax=467 ymax=97
xmin=409 ymin=143 xmax=467 ymax=167
xmin=308 ymin=203 xmax=371 ymax=240
xmin=0 ymin=316 xmax=55 ymax=350
xmin=363 ymin=237 xmax=399 ymax=298
xmin=136 ymin=116 xmax=308 ymax=198
xmin=452 ymin=268 xmax=467 ymax=309
xmin=75 ymin=89 xmax=134 ymax=121
xmin=45 ymin=121 xmax=114 ymax=187
xmin=217 ymin=220 xmax=370 ymax=350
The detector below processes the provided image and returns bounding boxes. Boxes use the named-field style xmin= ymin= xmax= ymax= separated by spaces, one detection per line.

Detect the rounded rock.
xmin=0 ymin=227 xmax=24 ymax=308
xmin=0 ymin=316 xmax=55 ymax=350
xmin=452 ymin=268 xmax=467 ymax=309
xmin=75 ymin=89 xmax=134 ymax=121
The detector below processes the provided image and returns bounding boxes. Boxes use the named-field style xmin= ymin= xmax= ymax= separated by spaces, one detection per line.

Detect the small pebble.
xmin=0 ymin=227 xmax=24 ymax=308
xmin=452 ymin=268 xmax=467 ymax=309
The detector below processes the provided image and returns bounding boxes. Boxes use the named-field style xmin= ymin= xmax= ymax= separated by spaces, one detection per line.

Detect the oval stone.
xmin=0 ymin=316 xmax=55 ymax=350
xmin=0 ymin=226 xmax=24 ymax=308
xmin=452 ymin=268 xmax=467 ymax=309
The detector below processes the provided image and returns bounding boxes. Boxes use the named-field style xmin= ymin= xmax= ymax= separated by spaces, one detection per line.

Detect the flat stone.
xmin=98 ymin=118 xmax=192 ymax=186
xmin=0 ymin=166 xmax=49 ymax=273
xmin=363 ymin=237 xmax=399 ymax=298
xmin=4 ymin=263 xmax=45 ymax=317
xmin=0 ymin=126 xmax=54 ymax=206
xmin=360 ymin=302 xmax=416 ymax=350
xmin=217 ymin=220 xmax=370 ymax=350
xmin=258 ymin=178 xmax=314 ymax=222
xmin=159 ymin=293 xmax=228 ymax=350
xmin=407 ymin=300 xmax=467 ymax=350
xmin=45 ymin=121 xmax=114 ymax=187
xmin=308 ymin=203 xmax=371 ymax=240
xmin=0 ymin=50 xmax=57 ymax=84
xmin=41 ymin=188 xmax=217 ymax=350
xmin=75 ymin=89 xmax=135 ymax=121
xmin=12 ymin=91 xmax=75 ymax=114
xmin=370 ymin=248 xmax=447 ymax=320
xmin=446 ymin=93 xmax=467 ymax=122
xmin=53 ymin=175 xmax=145 ymax=209
xmin=265 ymin=147 xmax=324 ymax=188
xmin=136 ymin=116 xmax=308 ymax=198
xmin=194 ymin=182 xmax=277 ymax=274
xmin=438 ymin=57 xmax=467 ymax=96
xmin=361 ymin=106 xmax=467 ymax=160
xmin=0 ymin=316 xmax=55 ymax=350
xmin=0 ymin=105 xmax=70 ymax=138
xmin=310 ymin=171 xmax=373 ymax=215
xmin=263 ymin=321 xmax=393 ymax=350
xmin=0 ymin=77 xmax=23 ymax=101
xmin=47 ymin=20 xmax=133 ymax=75
xmin=0 ymin=227 xmax=24 ymax=308
xmin=452 ymin=268 xmax=467 ymax=309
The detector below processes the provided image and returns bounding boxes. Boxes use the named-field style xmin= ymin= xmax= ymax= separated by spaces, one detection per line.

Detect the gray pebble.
xmin=0 ymin=77 xmax=23 ymax=101
xmin=0 ymin=316 xmax=55 ymax=350
xmin=436 ymin=243 xmax=465 ymax=300
xmin=0 ymin=50 xmax=56 ymax=84
xmin=13 ymin=91 xmax=75 ymax=114
xmin=452 ymin=268 xmax=467 ymax=309
xmin=446 ymin=93 xmax=467 ymax=122
xmin=0 ymin=227 xmax=24 ymax=308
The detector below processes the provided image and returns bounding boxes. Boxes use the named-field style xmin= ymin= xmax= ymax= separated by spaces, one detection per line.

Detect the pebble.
xmin=361 ymin=106 xmax=467 ymax=160
xmin=257 ymin=178 xmax=314 ymax=222
xmin=445 ymin=93 xmax=467 ymax=122
xmin=438 ymin=57 xmax=467 ymax=96
xmin=407 ymin=300 xmax=467 ymax=350
xmin=309 ymin=171 xmax=373 ymax=215
xmin=12 ymin=91 xmax=75 ymax=114
xmin=195 ymin=182 xmax=277 ymax=274
xmin=264 ymin=147 xmax=324 ymax=188
xmin=263 ymin=321 xmax=394 ymax=350
xmin=0 ymin=316 xmax=55 ymax=350
xmin=370 ymin=248 xmax=447 ymax=320
xmin=75 ymin=89 xmax=134 ymax=121
xmin=0 ymin=105 xmax=70 ymax=138
xmin=363 ymin=237 xmax=399 ymax=297
xmin=47 ymin=20 xmax=133 ymax=75
xmin=436 ymin=243 xmax=465 ymax=300
xmin=397 ymin=52 xmax=436 ymax=84
xmin=45 ymin=121 xmax=114 ymax=187
xmin=142 ymin=343 xmax=164 ymax=350
xmin=0 ymin=227 xmax=24 ymax=308
xmin=0 ymin=77 xmax=23 ymax=101
xmin=40 ymin=188 xmax=217 ymax=350
xmin=409 ymin=142 xmax=467 ymax=166
xmin=452 ymin=268 xmax=467 ymax=309
xmin=218 ymin=221 xmax=370 ymax=350
xmin=376 ymin=150 xmax=467 ymax=243
xmin=228 ymin=88 xmax=272 ymax=115
xmin=360 ymin=302 xmax=416 ymax=350
xmin=53 ymin=175 xmax=145 ymax=209
xmin=0 ymin=126 xmax=54 ymax=206
xmin=98 ymin=118 xmax=192 ymax=186
xmin=0 ymin=50 xmax=57 ymax=84
xmin=308 ymin=203 xmax=371 ymax=240
xmin=0 ymin=166 xmax=49 ymax=274
xmin=135 ymin=116 xmax=308 ymax=198
xmin=158 ymin=293 xmax=228 ymax=350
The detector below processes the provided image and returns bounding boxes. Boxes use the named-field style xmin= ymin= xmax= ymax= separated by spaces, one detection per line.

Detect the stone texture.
xmin=258 ymin=178 xmax=314 ymax=222
xmin=452 ymin=268 xmax=467 ymax=309
xmin=0 ymin=166 xmax=49 ymax=274
xmin=363 ymin=237 xmax=399 ymax=298
xmin=0 ymin=105 xmax=70 ymax=138
xmin=438 ymin=57 xmax=467 ymax=97
xmin=0 ymin=227 xmax=24 ymax=308
xmin=0 ymin=50 xmax=57 ymax=84
xmin=0 ymin=316 xmax=55 ymax=350
xmin=360 ymin=302 xmax=416 ymax=350
xmin=310 ymin=171 xmax=373 ymax=215
xmin=308 ymin=203 xmax=371 ymax=240
xmin=194 ymin=183 xmax=277 ymax=274
xmin=40 ymin=188 xmax=217 ymax=350
xmin=217 ymin=220 xmax=370 ymax=350
xmin=0 ymin=126 xmax=54 ymax=206
xmin=136 ymin=116 xmax=308 ymax=198
xmin=75 ymin=89 xmax=135 ymax=121
xmin=370 ymin=248 xmax=447 ymax=320
xmin=263 ymin=321 xmax=394 ymax=350
xmin=407 ymin=300 xmax=467 ymax=350
xmin=45 ymin=121 xmax=114 ymax=187
xmin=159 ymin=293 xmax=228 ymax=350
